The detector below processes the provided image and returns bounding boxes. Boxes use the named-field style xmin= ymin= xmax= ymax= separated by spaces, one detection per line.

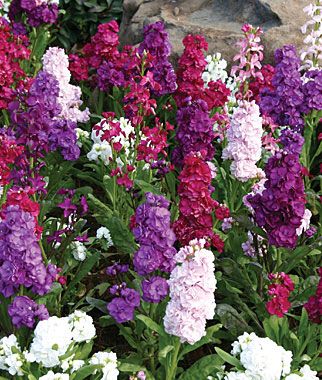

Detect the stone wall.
xmin=119 ymin=0 xmax=311 ymax=63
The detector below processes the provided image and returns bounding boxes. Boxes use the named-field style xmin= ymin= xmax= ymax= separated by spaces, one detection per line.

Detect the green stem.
xmin=0 ymin=184 xmax=9 ymax=207
xmin=166 ymin=338 xmax=181 ymax=380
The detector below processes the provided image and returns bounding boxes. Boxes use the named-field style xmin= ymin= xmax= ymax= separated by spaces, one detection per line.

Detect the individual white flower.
xmin=0 ymin=335 xmax=21 ymax=371
xmin=4 ymin=353 xmax=24 ymax=376
xmin=71 ymin=359 xmax=85 ymax=373
xmin=28 ymin=316 xmax=73 ymax=368
xmin=231 ymin=332 xmax=257 ymax=356
xmin=90 ymin=351 xmax=119 ymax=380
xmin=76 ymin=128 xmax=90 ymax=148
xmin=72 ymin=241 xmax=87 ymax=261
xmin=300 ymin=364 xmax=319 ymax=378
xmin=61 ymin=355 xmax=85 ymax=374
xmin=296 ymin=209 xmax=312 ymax=236
xmin=96 ymin=227 xmax=113 ymax=248
xmin=39 ymin=371 xmax=70 ymax=380
xmin=68 ymin=310 xmax=96 ymax=342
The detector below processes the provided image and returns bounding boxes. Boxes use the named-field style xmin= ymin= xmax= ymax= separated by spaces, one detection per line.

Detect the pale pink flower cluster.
xmin=231 ymin=24 xmax=264 ymax=82
xmin=301 ymin=2 xmax=322 ymax=69
xmin=42 ymin=47 xmax=90 ymax=123
xmin=222 ymin=100 xmax=264 ymax=182
xmin=163 ymin=239 xmax=216 ymax=345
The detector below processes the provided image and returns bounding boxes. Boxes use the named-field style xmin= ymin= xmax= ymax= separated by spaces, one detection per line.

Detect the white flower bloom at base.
xmin=0 ymin=335 xmax=22 ymax=372
xmin=285 ymin=364 xmax=319 ymax=380
xmin=230 ymin=332 xmax=292 ymax=380
xmin=68 ymin=310 xmax=96 ymax=343
xmin=76 ymin=128 xmax=90 ymax=148
xmin=4 ymin=353 xmax=24 ymax=376
xmin=96 ymin=227 xmax=113 ymax=248
xmin=28 ymin=316 xmax=73 ymax=368
xmin=90 ymin=351 xmax=119 ymax=380
xmin=72 ymin=241 xmax=87 ymax=261
xmin=39 ymin=371 xmax=70 ymax=380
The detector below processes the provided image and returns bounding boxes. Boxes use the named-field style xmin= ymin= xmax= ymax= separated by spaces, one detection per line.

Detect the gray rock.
xmin=119 ymin=0 xmax=311 ymax=64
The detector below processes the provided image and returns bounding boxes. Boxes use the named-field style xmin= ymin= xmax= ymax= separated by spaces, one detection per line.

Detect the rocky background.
xmin=119 ymin=0 xmax=311 ymax=63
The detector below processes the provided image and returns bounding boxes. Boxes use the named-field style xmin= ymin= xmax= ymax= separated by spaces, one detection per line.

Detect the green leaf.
xmin=215 ymin=347 xmax=243 ymax=369
xmin=70 ymin=364 xmax=102 ymax=380
xmin=298 ymin=308 xmax=309 ymax=339
xmin=62 ymin=253 xmax=100 ymax=302
xmin=178 ymin=354 xmax=224 ymax=380
xmin=136 ymin=314 xmax=166 ymax=337
xmin=216 ymin=304 xmax=249 ymax=336
xmin=279 ymin=246 xmax=312 ymax=272
xmin=86 ymin=296 xmax=107 ymax=313
xmin=134 ymin=179 xmax=161 ymax=194
xmin=119 ymin=362 xmax=146 ymax=372
xmin=158 ymin=345 xmax=174 ymax=361
xmin=74 ymin=341 xmax=94 ymax=360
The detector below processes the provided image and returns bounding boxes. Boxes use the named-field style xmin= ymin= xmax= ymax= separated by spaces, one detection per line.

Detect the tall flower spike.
xmin=222 ymin=100 xmax=264 ymax=182
xmin=231 ymin=24 xmax=264 ymax=83
xmin=301 ymin=1 xmax=322 ymax=69
xmin=164 ymin=239 xmax=216 ymax=345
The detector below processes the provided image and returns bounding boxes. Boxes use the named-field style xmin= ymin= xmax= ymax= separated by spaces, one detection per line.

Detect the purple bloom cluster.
xmin=107 ymin=283 xmax=140 ymax=324
xmin=302 ymin=69 xmax=322 ymax=113
xmin=10 ymin=70 xmax=80 ymax=161
xmin=172 ymin=99 xmax=215 ymax=166
xmin=9 ymin=0 xmax=58 ymax=27
xmin=247 ymin=152 xmax=306 ymax=248
xmin=132 ymin=192 xmax=176 ymax=275
xmin=142 ymin=276 xmax=169 ymax=303
xmin=260 ymin=45 xmax=304 ymax=131
xmin=97 ymin=61 xmax=126 ymax=91
xmin=138 ymin=21 xmax=177 ymax=96
xmin=0 ymin=205 xmax=58 ymax=297
xmin=106 ymin=262 xmax=129 ymax=276
xmin=280 ymin=128 xmax=304 ymax=155
xmin=8 ymin=295 xmax=49 ymax=329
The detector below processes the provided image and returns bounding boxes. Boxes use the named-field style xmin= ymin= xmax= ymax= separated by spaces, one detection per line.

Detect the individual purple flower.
xmin=8 ymin=296 xmax=49 ymax=329
xmin=58 ymin=198 xmax=78 ymax=218
xmin=260 ymin=45 xmax=304 ymax=131
xmin=305 ymin=226 xmax=317 ymax=238
xmin=247 ymin=151 xmax=306 ymax=248
xmin=138 ymin=21 xmax=177 ymax=96
xmin=301 ymin=69 xmax=322 ymax=113
xmin=120 ymin=288 xmax=140 ymax=307
xmin=132 ymin=193 xmax=176 ymax=275
xmin=107 ymin=297 xmax=135 ymax=324
xmin=106 ymin=263 xmax=129 ymax=276
xmin=172 ymin=99 xmax=215 ymax=166
xmin=280 ymin=128 xmax=304 ymax=155
xmin=142 ymin=276 xmax=169 ymax=303
xmin=97 ymin=61 xmax=126 ymax=91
